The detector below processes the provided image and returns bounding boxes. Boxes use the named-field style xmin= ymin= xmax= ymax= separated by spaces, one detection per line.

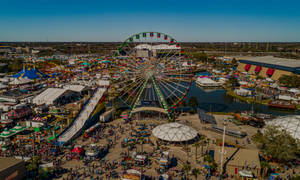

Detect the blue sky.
xmin=0 ymin=0 xmax=300 ymax=42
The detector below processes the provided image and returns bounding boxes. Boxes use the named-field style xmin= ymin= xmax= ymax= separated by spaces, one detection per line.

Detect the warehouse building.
xmin=0 ymin=157 xmax=26 ymax=180
xmin=236 ymin=56 xmax=300 ymax=80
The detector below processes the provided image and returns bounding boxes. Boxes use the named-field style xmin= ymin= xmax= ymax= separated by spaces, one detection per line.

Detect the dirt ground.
xmin=56 ymin=114 xmax=300 ymax=180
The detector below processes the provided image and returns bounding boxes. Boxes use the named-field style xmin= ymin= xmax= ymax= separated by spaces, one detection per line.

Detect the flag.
xmin=136 ymin=34 xmax=140 ymax=39
xmin=164 ymin=35 xmax=168 ymax=40
xmin=129 ymin=37 xmax=133 ymax=42
xmin=176 ymin=43 xmax=180 ymax=47
xmin=157 ymin=33 xmax=161 ymax=38
xmin=150 ymin=32 xmax=154 ymax=37
xmin=143 ymin=33 xmax=147 ymax=37
xmin=170 ymin=39 xmax=175 ymax=44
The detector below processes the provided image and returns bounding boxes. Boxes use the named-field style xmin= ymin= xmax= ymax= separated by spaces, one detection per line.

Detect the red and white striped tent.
xmin=32 ymin=116 xmax=45 ymax=121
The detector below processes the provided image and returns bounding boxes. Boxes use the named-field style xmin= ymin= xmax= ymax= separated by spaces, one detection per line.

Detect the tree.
xmin=290 ymin=176 xmax=300 ymax=180
xmin=252 ymin=126 xmax=300 ymax=162
xmin=8 ymin=59 xmax=23 ymax=72
xmin=183 ymin=164 xmax=191 ymax=179
xmin=204 ymin=155 xmax=218 ymax=172
xmin=228 ymin=75 xmax=238 ymax=88
xmin=278 ymin=75 xmax=300 ymax=88
xmin=231 ymin=58 xmax=237 ymax=65
xmin=260 ymin=161 xmax=270 ymax=178
xmin=192 ymin=142 xmax=200 ymax=163
xmin=188 ymin=96 xmax=198 ymax=110
xmin=192 ymin=168 xmax=200 ymax=180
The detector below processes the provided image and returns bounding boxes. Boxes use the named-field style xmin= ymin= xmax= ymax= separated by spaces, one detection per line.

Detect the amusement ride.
xmin=111 ymin=32 xmax=193 ymax=120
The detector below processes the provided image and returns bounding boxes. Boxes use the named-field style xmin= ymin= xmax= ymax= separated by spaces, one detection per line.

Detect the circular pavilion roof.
xmin=265 ymin=115 xmax=300 ymax=139
xmin=152 ymin=122 xmax=198 ymax=142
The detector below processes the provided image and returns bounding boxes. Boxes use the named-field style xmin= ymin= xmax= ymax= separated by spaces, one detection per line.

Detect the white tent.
xmin=152 ymin=122 xmax=198 ymax=142
xmin=288 ymin=88 xmax=300 ymax=94
xmin=0 ymin=83 xmax=7 ymax=89
xmin=265 ymin=115 xmax=300 ymax=140
xmin=278 ymin=95 xmax=298 ymax=101
xmin=266 ymin=78 xmax=274 ymax=82
xmin=238 ymin=170 xmax=253 ymax=178
xmin=234 ymin=88 xmax=252 ymax=97
xmin=238 ymin=81 xmax=248 ymax=85
xmin=270 ymin=83 xmax=279 ymax=88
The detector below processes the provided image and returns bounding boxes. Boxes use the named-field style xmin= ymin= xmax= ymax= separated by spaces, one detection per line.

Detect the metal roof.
xmin=238 ymin=56 xmax=300 ymax=68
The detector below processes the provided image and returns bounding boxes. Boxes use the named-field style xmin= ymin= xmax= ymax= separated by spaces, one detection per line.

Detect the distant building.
xmin=237 ymin=56 xmax=300 ymax=80
xmin=214 ymin=147 xmax=261 ymax=178
xmin=134 ymin=44 xmax=180 ymax=58
xmin=0 ymin=46 xmax=13 ymax=53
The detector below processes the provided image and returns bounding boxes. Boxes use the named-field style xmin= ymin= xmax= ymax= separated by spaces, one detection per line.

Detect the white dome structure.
xmin=152 ymin=122 xmax=198 ymax=142
xmin=265 ymin=115 xmax=300 ymax=139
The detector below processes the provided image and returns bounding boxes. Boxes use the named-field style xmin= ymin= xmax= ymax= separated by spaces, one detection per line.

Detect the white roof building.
xmin=97 ymin=80 xmax=110 ymax=87
xmin=33 ymin=88 xmax=68 ymax=105
xmin=265 ymin=115 xmax=300 ymax=140
xmin=64 ymin=85 xmax=86 ymax=93
xmin=0 ymin=83 xmax=7 ymax=89
xmin=152 ymin=122 xmax=198 ymax=142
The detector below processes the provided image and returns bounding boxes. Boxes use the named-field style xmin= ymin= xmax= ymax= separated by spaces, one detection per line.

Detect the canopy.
xmin=0 ymin=128 xmax=14 ymax=138
xmin=266 ymin=78 xmax=274 ymax=82
xmin=244 ymin=64 xmax=251 ymax=71
xmin=82 ymin=62 xmax=90 ymax=66
xmin=7 ymin=107 xmax=31 ymax=119
xmin=13 ymin=67 xmax=49 ymax=80
xmin=10 ymin=124 xmax=26 ymax=133
xmin=266 ymin=68 xmax=275 ymax=76
xmin=288 ymin=88 xmax=300 ymax=94
xmin=278 ymin=95 xmax=298 ymax=101
xmin=32 ymin=116 xmax=45 ymax=121
xmin=152 ymin=123 xmax=198 ymax=142
xmin=238 ymin=81 xmax=248 ymax=85
xmin=101 ymin=60 xmax=111 ymax=63
xmin=254 ymin=66 xmax=262 ymax=73
xmin=72 ymin=147 xmax=84 ymax=154
xmin=238 ymin=170 xmax=253 ymax=177
xmin=51 ymin=72 xmax=61 ymax=78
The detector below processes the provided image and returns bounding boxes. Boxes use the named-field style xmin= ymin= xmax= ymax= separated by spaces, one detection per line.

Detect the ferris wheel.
xmin=112 ymin=32 xmax=193 ymax=119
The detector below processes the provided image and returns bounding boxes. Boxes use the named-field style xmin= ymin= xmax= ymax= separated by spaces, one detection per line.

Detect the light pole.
xmin=219 ymin=118 xmax=228 ymax=175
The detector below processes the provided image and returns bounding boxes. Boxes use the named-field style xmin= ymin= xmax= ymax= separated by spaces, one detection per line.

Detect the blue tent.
xmin=82 ymin=62 xmax=90 ymax=66
xmin=51 ymin=72 xmax=61 ymax=78
xmin=13 ymin=67 xmax=49 ymax=80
